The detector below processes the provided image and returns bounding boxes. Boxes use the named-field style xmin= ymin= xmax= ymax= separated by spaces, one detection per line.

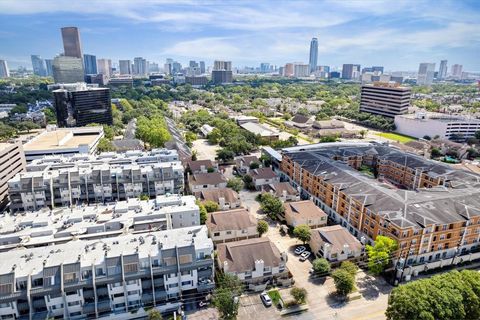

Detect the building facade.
xmin=53 ymin=83 xmax=112 ymax=127
xmin=52 ymin=56 xmax=84 ymax=83
xmin=8 ymin=151 xmax=184 ymax=211
xmin=83 ymin=54 xmax=97 ymax=75
xmin=342 ymin=64 xmax=361 ymax=80
xmin=119 ymin=60 xmax=132 ymax=75
xmin=280 ymin=142 xmax=480 ymax=280
xmin=96 ymin=59 xmax=111 ymax=78
xmin=438 ymin=60 xmax=447 ymax=80
xmin=360 ymin=83 xmax=411 ymax=118
xmin=0 ymin=142 xmax=26 ymax=208
xmin=0 ymin=226 xmax=214 ymax=319
xmin=31 ymin=55 xmax=47 ymax=76
xmin=417 ymin=63 xmax=436 ymax=85
xmin=0 ymin=60 xmax=9 ymax=78
xmin=61 ymin=27 xmax=83 ymax=59
xmin=308 ymin=37 xmax=318 ymax=73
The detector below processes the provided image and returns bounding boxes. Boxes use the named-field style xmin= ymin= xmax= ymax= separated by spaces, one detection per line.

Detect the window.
xmin=64 ymin=272 xmax=77 ymax=283
xmin=181 ymin=281 xmax=192 ymax=286
xmin=168 ymin=283 xmax=178 ymax=288
xmin=67 ymin=301 xmax=80 ymax=307
xmin=124 ymin=263 xmax=138 ymax=274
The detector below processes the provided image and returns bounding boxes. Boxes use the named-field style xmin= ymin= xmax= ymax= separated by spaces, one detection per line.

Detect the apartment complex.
xmin=8 ymin=150 xmax=184 ymax=211
xmin=0 ymin=142 xmax=27 ymax=208
xmin=395 ymin=112 xmax=480 ymax=141
xmin=0 ymin=194 xmax=199 ymax=251
xmin=360 ymin=83 xmax=411 ymax=118
xmin=0 ymin=226 xmax=214 ymax=319
xmin=280 ymin=142 xmax=480 ymax=278
xmin=53 ymin=83 xmax=112 ymax=127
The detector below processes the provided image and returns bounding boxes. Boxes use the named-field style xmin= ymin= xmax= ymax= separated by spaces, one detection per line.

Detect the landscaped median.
xmin=267 ymin=287 xmax=309 ymax=316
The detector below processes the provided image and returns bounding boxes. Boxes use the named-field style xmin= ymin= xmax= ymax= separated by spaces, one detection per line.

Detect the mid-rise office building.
xmin=119 ymin=60 xmax=132 ymax=75
xmin=45 ymin=59 xmax=53 ymax=76
xmin=213 ymin=60 xmax=232 ymax=71
xmin=96 ymin=58 xmax=111 ymax=78
xmin=0 ymin=142 xmax=26 ymax=208
xmin=185 ymin=76 xmax=208 ymax=86
xmin=417 ymin=62 xmax=435 ymax=85
xmin=211 ymin=70 xmax=232 ymax=84
xmin=8 ymin=150 xmax=184 ymax=211
xmin=199 ymin=61 xmax=205 ymax=74
xmin=451 ymin=64 xmax=463 ymax=79
xmin=360 ymin=82 xmax=411 ymax=117
xmin=61 ymin=26 xmax=83 ymax=59
xmin=133 ymin=57 xmax=147 ymax=76
xmin=438 ymin=60 xmax=447 ymax=80
xmin=83 ymin=54 xmax=97 ymax=74
xmin=309 ymin=37 xmax=318 ymax=73
xmin=53 ymin=82 xmax=112 ymax=127
xmin=0 ymin=226 xmax=214 ymax=319
xmin=284 ymin=63 xmax=294 ymax=77
xmin=342 ymin=64 xmax=361 ymax=80
xmin=395 ymin=112 xmax=480 ymax=141
xmin=0 ymin=60 xmax=9 ymax=78
xmin=31 ymin=55 xmax=47 ymax=76
xmin=52 ymin=56 xmax=84 ymax=83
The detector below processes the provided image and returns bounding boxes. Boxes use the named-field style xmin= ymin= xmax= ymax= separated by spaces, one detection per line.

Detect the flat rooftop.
xmin=24 ymin=127 xmax=103 ymax=151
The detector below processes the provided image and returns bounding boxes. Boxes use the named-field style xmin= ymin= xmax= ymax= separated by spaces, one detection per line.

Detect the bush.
xmin=257 ymin=220 xmax=269 ymax=237
xmin=227 ymin=177 xmax=244 ymax=192
xmin=203 ymin=200 xmax=219 ymax=213
xmin=312 ymin=258 xmax=331 ymax=275
xmin=339 ymin=261 xmax=358 ymax=277
xmin=290 ymin=287 xmax=307 ymax=304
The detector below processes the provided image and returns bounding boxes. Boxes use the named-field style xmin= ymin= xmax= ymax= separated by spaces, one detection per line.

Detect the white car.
xmin=260 ymin=292 xmax=272 ymax=307
xmin=300 ymin=251 xmax=311 ymax=261
xmin=294 ymin=246 xmax=306 ymax=255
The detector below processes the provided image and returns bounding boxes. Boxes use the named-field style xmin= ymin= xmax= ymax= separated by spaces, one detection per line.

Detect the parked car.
xmin=294 ymin=246 xmax=306 ymax=255
xmin=300 ymin=251 xmax=311 ymax=261
xmin=260 ymin=292 xmax=272 ymax=307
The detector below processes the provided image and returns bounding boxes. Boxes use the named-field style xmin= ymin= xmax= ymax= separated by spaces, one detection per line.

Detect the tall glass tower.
xmin=309 ymin=37 xmax=318 ymax=74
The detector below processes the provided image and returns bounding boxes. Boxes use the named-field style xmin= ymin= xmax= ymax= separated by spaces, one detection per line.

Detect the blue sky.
xmin=1 ymin=0 xmax=480 ymax=71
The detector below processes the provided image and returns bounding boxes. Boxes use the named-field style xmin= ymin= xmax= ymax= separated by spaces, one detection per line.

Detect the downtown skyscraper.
xmin=309 ymin=37 xmax=318 ymax=73
xmin=438 ymin=60 xmax=448 ymax=80
xmin=31 ymin=55 xmax=47 ymax=76
xmin=417 ymin=62 xmax=436 ymax=85
xmin=83 ymin=54 xmax=97 ymax=74
xmin=61 ymin=27 xmax=83 ymax=59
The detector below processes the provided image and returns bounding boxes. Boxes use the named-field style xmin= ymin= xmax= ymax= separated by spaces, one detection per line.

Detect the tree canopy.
xmin=366 ymin=236 xmax=398 ymax=275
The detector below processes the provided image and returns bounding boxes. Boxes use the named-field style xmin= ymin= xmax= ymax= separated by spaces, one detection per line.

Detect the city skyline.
xmin=0 ymin=0 xmax=480 ymax=71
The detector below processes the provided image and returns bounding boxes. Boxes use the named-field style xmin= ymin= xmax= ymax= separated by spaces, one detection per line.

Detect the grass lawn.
xmin=375 ymin=132 xmax=416 ymax=143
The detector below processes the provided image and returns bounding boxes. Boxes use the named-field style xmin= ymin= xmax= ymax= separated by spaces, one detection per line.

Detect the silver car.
xmin=260 ymin=292 xmax=272 ymax=307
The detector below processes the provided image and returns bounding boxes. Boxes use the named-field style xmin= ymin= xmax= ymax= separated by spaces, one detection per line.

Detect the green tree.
xmin=475 ymin=130 xmax=480 ymax=140
xmin=213 ymin=273 xmax=242 ymax=319
xmin=290 ymin=287 xmax=307 ymax=304
xmin=366 ymin=236 xmax=398 ymax=275
xmin=148 ymin=309 xmax=163 ymax=320
xmin=259 ymin=193 xmax=284 ymax=219
xmin=386 ymin=270 xmax=480 ymax=320
xmin=97 ymin=138 xmax=115 ymax=152
xmin=227 ymin=177 xmax=244 ymax=192
xmin=339 ymin=261 xmax=358 ymax=277
xmin=249 ymin=161 xmax=260 ymax=170
xmin=216 ymin=148 xmax=235 ymax=163
xmin=185 ymin=131 xmax=197 ymax=147
xmin=430 ymin=147 xmax=442 ymax=158
xmin=332 ymin=269 xmax=355 ymax=296
xmin=293 ymin=224 xmax=311 ymax=244
xmin=257 ymin=220 xmax=269 ymax=237
xmin=0 ymin=123 xmax=16 ymax=141
xmin=197 ymin=201 xmax=208 ymax=224
xmin=43 ymin=107 xmax=57 ymax=124
xmin=359 ymin=129 xmax=368 ymax=139
xmin=16 ymin=121 xmax=40 ymax=133
xmin=203 ymin=200 xmax=219 ymax=213
xmin=312 ymin=258 xmax=331 ymax=275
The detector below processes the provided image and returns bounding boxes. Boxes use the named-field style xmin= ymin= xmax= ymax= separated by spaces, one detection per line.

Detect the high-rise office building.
xmin=308 ymin=37 xmax=318 ymax=73
xmin=45 ymin=59 xmax=53 ymax=76
xmin=53 ymin=83 xmax=112 ymax=127
xmin=342 ymin=64 xmax=361 ymax=80
xmin=97 ymin=58 xmax=112 ymax=78
xmin=451 ymin=64 xmax=463 ymax=79
xmin=284 ymin=63 xmax=294 ymax=77
xmin=52 ymin=56 xmax=84 ymax=83
xmin=212 ymin=60 xmax=233 ymax=84
xmin=0 ymin=60 xmax=9 ymax=78
xmin=260 ymin=63 xmax=270 ymax=73
xmin=31 ymin=55 xmax=47 ymax=76
xmin=83 ymin=54 xmax=97 ymax=74
xmin=360 ymin=82 xmax=411 ymax=118
xmin=119 ymin=60 xmax=132 ymax=75
xmin=417 ymin=62 xmax=436 ymax=85
xmin=148 ymin=61 xmax=159 ymax=73
xmin=133 ymin=57 xmax=147 ymax=76
xmin=189 ymin=60 xmax=199 ymax=68
xmin=438 ymin=60 xmax=448 ymax=80
xmin=61 ymin=26 xmax=83 ymax=59
xmin=199 ymin=61 xmax=205 ymax=74
xmin=213 ymin=60 xmax=232 ymax=71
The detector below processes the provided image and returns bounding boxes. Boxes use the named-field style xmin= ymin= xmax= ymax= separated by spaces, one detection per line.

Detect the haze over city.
xmin=1 ymin=0 xmax=480 ymax=70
